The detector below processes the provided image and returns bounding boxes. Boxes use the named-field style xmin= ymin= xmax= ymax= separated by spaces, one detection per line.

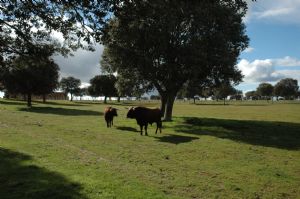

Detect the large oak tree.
xmin=88 ymin=75 xmax=118 ymax=103
xmin=101 ymin=0 xmax=249 ymax=120
xmin=2 ymin=46 xmax=59 ymax=107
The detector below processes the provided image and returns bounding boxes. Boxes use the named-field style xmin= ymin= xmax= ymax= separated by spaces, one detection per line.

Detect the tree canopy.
xmin=2 ymin=49 xmax=59 ymax=107
xmin=245 ymin=90 xmax=258 ymax=100
xmin=256 ymin=83 xmax=273 ymax=100
xmin=60 ymin=76 xmax=81 ymax=101
xmin=213 ymin=82 xmax=235 ymax=105
xmin=100 ymin=46 xmax=153 ymax=99
xmin=0 ymin=0 xmax=110 ymax=62
xmin=101 ymin=0 xmax=249 ymax=120
xmin=88 ymin=75 xmax=117 ymax=103
xmin=273 ymin=78 xmax=299 ymax=100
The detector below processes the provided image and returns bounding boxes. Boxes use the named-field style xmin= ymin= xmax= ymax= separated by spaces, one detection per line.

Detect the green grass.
xmin=0 ymin=99 xmax=299 ymax=199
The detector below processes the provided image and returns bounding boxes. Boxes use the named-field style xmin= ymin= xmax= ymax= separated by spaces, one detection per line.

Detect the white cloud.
xmin=245 ymin=0 xmax=300 ymax=24
xmin=274 ymin=56 xmax=300 ymax=67
xmin=80 ymin=82 xmax=91 ymax=88
xmin=237 ymin=56 xmax=300 ymax=83
xmin=237 ymin=59 xmax=284 ymax=82
xmin=276 ymin=70 xmax=300 ymax=82
xmin=53 ymin=44 xmax=104 ymax=84
xmin=255 ymin=8 xmax=293 ymax=19
xmin=243 ymin=47 xmax=254 ymax=53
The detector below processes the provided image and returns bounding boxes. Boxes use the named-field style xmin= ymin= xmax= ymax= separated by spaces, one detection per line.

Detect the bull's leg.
xmin=140 ymin=125 xmax=143 ymax=135
xmin=111 ymin=119 xmax=113 ymax=126
xmin=145 ymin=124 xmax=148 ymax=136
xmin=158 ymin=121 xmax=162 ymax=133
xmin=155 ymin=123 xmax=158 ymax=134
xmin=106 ymin=121 xmax=109 ymax=128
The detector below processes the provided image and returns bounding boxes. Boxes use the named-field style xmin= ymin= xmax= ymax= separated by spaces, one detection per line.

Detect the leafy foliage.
xmin=245 ymin=90 xmax=258 ymax=100
xmin=88 ymin=75 xmax=117 ymax=103
xmin=274 ymin=78 xmax=299 ymax=99
xmin=101 ymin=0 xmax=249 ymax=120
xmin=213 ymin=83 xmax=235 ymax=104
xmin=256 ymin=83 xmax=273 ymax=100
xmin=0 ymin=0 xmax=109 ymax=60
xmin=60 ymin=76 xmax=81 ymax=101
xmin=100 ymin=47 xmax=152 ymax=98
xmin=2 ymin=48 xmax=59 ymax=107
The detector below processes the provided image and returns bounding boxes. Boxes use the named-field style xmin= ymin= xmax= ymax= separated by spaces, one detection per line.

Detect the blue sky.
xmin=52 ymin=0 xmax=300 ymax=93
xmin=236 ymin=0 xmax=300 ymax=92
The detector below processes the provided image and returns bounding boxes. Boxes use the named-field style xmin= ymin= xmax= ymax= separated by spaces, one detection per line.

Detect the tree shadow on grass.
xmin=74 ymin=101 xmax=103 ymax=105
xmin=155 ymin=134 xmax=199 ymax=144
xmin=19 ymin=107 xmax=102 ymax=116
xmin=41 ymin=101 xmax=87 ymax=107
xmin=0 ymin=147 xmax=87 ymax=199
xmin=0 ymin=100 xmax=86 ymax=107
xmin=0 ymin=100 xmax=27 ymax=106
xmin=115 ymin=126 xmax=138 ymax=132
xmin=175 ymin=117 xmax=300 ymax=150
xmin=232 ymin=104 xmax=268 ymax=107
xmin=194 ymin=103 xmax=229 ymax=106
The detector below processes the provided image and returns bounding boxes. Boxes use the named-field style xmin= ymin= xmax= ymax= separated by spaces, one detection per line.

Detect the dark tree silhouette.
xmin=88 ymin=75 xmax=117 ymax=104
xmin=274 ymin=78 xmax=299 ymax=100
xmin=101 ymin=1 xmax=249 ymax=120
xmin=2 ymin=47 xmax=59 ymax=107
xmin=213 ymin=83 xmax=235 ymax=105
xmin=60 ymin=77 xmax=81 ymax=101
xmin=256 ymin=83 xmax=274 ymax=101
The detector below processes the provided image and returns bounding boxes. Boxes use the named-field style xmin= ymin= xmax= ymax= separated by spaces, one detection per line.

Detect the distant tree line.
xmin=245 ymin=78 xmax=299 ymax=101
xmin=177 ymin=81 xmax=243 ymax=105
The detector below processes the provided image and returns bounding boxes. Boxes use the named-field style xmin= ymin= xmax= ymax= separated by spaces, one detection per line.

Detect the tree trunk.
xmin=27 ymin=93 xmax=32 ymax=107
xmin=70 ymin=93 xmax=73 ymax=101
xmin=164 ymin=95 xmax=176 ymax=121
xmin=43 ymin=94 xmax=46 ymax=103
xmin=104 ymin=96 xmax=107 ymax=104
xmin=4 ymin=92 xmax=9 ymax=99
xmin=160 ymin=94 xmax=167 ymax=118
xmin=224 ymin=97 xmax=226 ymax=105
xmin=117 ymin=96 xmax=120 ymax=102
xmin=193 ymin=97 xmax=196 ymax=104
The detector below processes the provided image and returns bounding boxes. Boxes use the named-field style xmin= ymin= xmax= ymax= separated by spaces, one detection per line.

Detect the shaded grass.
xmin=18 ymin=106 xmax=102 ymax=116
xmin=115 ymin=126 xmax=138 ymax=132
xmin=174 ymin=117 xmax=300 ymax=150
xmin=0 ymin=100 xmax=28 ymax=106
xmin=0 ymin=99 xmax=300 ymax=198
xmin=0 ymin=147 xmax=87 ymax=199
xmin=154 ymin=134 xmax=199 ymax=145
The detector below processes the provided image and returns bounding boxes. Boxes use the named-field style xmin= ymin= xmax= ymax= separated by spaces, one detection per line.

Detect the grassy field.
xmin=0 ymin=99 xmax=299 ymax=199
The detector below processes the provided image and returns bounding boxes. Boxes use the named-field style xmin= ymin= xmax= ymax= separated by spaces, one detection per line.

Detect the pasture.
xmin=0 ymin=99 xmax=299 ymax=199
